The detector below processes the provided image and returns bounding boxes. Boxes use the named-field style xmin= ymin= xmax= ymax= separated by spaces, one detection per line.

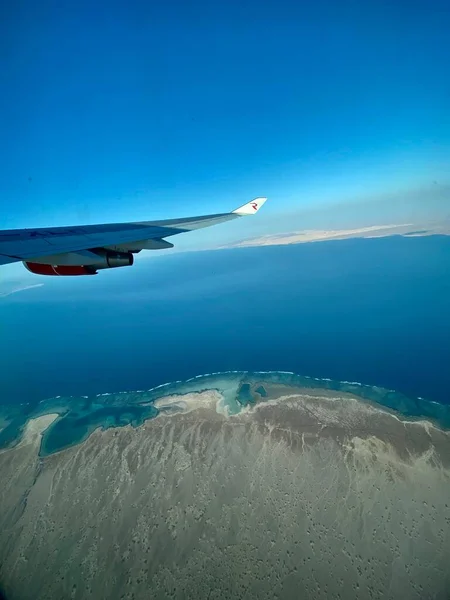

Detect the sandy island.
xmin=0 ymin=389 xmax=449 ymax=600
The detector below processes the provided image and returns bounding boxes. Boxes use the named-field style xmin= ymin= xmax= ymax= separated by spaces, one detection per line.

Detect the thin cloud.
xmin=0 ymin=283 xmax=44 ymax=298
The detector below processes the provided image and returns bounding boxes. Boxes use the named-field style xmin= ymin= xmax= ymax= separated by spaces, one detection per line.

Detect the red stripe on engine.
xmin=24 ymin=262 xmax=96 ymax=276
xmin=53 ymin=265 xmax=95 ymax=276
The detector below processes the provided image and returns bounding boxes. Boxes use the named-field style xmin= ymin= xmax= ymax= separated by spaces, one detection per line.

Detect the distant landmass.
xmin=220 ymin=221 xmax=450 ymax=249
xmin=0 ymin=372 xmax=449 ymax=599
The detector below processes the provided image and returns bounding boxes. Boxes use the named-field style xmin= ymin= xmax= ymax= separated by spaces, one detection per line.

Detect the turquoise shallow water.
xmin=1 ymin=371 xmax=449 ymax=456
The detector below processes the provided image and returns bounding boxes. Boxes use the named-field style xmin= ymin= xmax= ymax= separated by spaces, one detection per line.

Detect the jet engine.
xmin=23 ymin=252 xmax=134 ymax=276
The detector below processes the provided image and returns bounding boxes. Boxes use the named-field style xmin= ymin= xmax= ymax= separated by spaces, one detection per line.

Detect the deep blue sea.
xmin=1 ymin=235 xmax=449 ymax=452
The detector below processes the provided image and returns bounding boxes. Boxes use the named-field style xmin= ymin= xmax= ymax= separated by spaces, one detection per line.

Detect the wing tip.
xmin=232 ymin=197 xmax=268 ymax=216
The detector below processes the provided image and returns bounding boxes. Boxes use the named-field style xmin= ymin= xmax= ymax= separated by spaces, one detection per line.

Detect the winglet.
xmin=232 ymin=197 xmax=268 ymax=216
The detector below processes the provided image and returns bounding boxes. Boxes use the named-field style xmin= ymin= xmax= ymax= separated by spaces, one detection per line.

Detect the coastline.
xmin=0 ymin=371 xmax=449 ymax=457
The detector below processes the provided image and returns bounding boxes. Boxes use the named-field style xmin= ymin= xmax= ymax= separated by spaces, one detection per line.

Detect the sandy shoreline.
xmin=17 ymin=414 xmax=59 ymax=447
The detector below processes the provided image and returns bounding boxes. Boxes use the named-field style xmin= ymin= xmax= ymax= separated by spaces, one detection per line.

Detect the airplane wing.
xmin=0 ymin=197 xmax=267 ymax=276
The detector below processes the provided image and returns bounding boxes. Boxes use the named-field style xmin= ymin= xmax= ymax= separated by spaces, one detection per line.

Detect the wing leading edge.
xmin=0 ymin=197 xmax=267 ymax=275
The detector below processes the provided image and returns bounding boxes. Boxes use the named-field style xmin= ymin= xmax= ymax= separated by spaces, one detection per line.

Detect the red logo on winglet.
xmin=251 ymin=203 xmax=258 ymax=210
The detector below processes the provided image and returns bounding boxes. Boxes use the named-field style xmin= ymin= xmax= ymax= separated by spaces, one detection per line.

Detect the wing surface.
xmin=0 ymin=198 xmax=267 ymax=265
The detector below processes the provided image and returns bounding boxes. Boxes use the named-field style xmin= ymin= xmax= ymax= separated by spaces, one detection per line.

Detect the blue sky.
xmin=1 ymin=0 xmax=449 ymax=243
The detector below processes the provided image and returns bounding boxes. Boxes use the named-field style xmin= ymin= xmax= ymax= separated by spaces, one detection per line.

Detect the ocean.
xmin=1 ymin=235 xmax=449 ymax=451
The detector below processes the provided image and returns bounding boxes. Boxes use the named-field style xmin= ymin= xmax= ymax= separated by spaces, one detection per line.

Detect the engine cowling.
xmin=24 ymin=263 xmax=97 ymax=276
xmin=24 ymin=252 xmax=134 ymax=276
xmin=103 ymin=252 xmax=134 ymax=269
